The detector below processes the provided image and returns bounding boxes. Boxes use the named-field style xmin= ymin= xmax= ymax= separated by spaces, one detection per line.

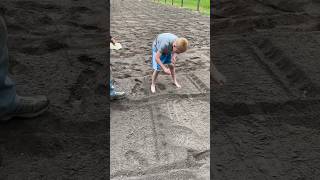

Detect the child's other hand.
xmin=111 ymin=37 xmax=117 ymax=45
xmin=172 ymin=54 xmax=177 ymax=65
xmin=163 ymin=67 xmax=171 ymax=75
xmin=172 ymin=57 xmax=176 ymax=65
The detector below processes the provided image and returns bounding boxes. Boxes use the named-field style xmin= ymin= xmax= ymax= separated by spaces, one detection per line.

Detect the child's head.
xmin=173 ymin=38 xmax=188 ymax=54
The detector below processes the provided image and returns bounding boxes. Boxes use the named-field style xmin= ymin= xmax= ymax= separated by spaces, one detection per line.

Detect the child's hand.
xmin=172 ymin=54 xmax=177 ymax=65
xmin=111 ymin=37 xmax=117 ymax=45
xmin=163 ymin=67 xmax=171 ymax=75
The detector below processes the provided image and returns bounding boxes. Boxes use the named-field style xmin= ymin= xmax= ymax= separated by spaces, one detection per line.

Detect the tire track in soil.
xmin=245 ymin=39 xmax=296 ymax=98
xmin=252 ymin=38 xmax=320 ymax=97
xmin=213 ymin=1 xmax=320 ymax=178
xmin=187 ymin=73 xmax=210 ymax=93
xmin=213 ymin=98 xmax=320 ymax=117
xmin=112 ymin=98 xmax=209 ymax=178
xmin=111 ymin=76 xmax=209 ymax=179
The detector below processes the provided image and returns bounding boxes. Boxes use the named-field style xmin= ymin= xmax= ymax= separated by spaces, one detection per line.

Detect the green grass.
xmin=156 ymin=0 xmax=210 ymax=16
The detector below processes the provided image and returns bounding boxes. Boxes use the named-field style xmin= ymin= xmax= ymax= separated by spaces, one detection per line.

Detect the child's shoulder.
xmin=158 ymin=34 xmax=177 ymax=43
xmin=159 ymin=33 xmax=176 ymax=37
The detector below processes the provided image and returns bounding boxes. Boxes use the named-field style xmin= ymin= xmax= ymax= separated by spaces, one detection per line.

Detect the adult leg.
xmin=0 ymin=16 xmax=17 ymax=117
xmin=0 ymin=16 xmax=49 ymax=121
xmin=110 ymin=80 xmax=115 ymax=96
xmin=109 ymin=67 xmax=125 ymax=100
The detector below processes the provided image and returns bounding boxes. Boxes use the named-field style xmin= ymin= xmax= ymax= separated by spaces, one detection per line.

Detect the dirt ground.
xmin=0 ymin=0 xmax=109 ymax=179
xmin=212 ymin=0 xmax=320 ymax=179
xmin=1 ymin=0 xmax=319 ymax=179
xmin=0 ymin=0 xmax=211 ymax=179
xmin=110 ymin=0 xmax=210 ymax=179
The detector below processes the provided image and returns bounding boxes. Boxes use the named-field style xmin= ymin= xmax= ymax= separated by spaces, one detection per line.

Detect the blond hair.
xmin=175 ymin=38 xmax=188 ymax=52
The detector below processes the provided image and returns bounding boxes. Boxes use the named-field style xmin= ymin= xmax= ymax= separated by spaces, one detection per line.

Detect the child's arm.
xmin=156 ymin=51 xmax=171 ymax=75
xmin=171 ymin=53 xmax=177 ymax=65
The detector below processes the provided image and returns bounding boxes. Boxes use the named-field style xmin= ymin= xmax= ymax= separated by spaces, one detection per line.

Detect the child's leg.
xmin=0 ymin=16 xmax=17 ymax=116
xmin=168 ymin=64 xmax=181 ymax=88
xmin=151 ymin=48 xmax=161 ymax=93
xmin=151 ymin=70 xmax=159 ymax=93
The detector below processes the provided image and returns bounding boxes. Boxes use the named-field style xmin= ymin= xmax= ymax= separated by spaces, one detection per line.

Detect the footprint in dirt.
xmin=131 ymin=82 xmax=144 ymax=94
xmin=125 ymin=150 xmax=149 ymax=167
xmin=68 ymin=68 xmax=96 ymax=103
xmin=157 ymin=83 xmax=166 ymax=90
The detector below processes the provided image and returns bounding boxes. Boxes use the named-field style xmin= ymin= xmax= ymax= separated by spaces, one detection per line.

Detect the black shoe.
xmin=0 ymin=95 xmax=49 ymax=121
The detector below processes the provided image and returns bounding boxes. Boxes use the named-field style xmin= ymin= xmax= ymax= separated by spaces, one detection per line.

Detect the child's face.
xmin=173 ymin=44 xmax=185 ymax=54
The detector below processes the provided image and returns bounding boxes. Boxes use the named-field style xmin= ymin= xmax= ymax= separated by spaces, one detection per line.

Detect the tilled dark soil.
xmin=0 ymin=0 xmax=109 ymax=178
xmin=212 ymin=0 xmax=320 ymax=179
